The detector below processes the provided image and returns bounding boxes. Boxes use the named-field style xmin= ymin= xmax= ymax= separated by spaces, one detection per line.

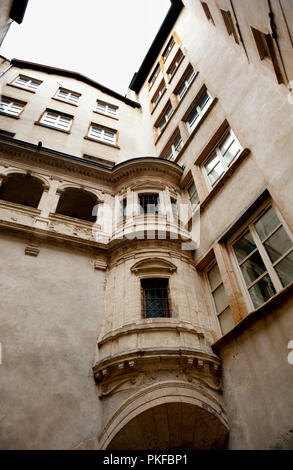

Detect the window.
xmin=0 ymin=98 xmax=24 ymax=117
xmin=40 ymin=111 xmax=72 ymax=131
xmin=156 ymin=103 xmax=173 ymax=136
xmin=185 ymin=90 xmax=212 ymax=133
xmin=95 ymin=100 xmax=118 ymax=117
xmin=148 ymin=64 xmax=160 ymax=89
xmin=203 ymin=130 xmax=242 ymax=188
xmin=12 ymin=75 xmax=41 ymax=91
xmin=56 ymin=188 xmax=97 ymax=222
xmin=55 ymin=88 xmax=80 ymax=104
xmin=164 ymin=132 xmax=183 ymax=161
xmin=151 ymin=80 xmax=166 ymax=108
xmin=171 ymin=198 xmax=178 ymax=219
xmin=88 ymin=124 xmax=116 ymax=145
xmin=251 ymin=27 xmax=284 ymax=84
xmin=176 ymin=67 xmax=196 ymax=101
xmin=0 ymin=174 xmax=44 ymax=208
xmin=188 ymin=181 xmax=200 ymax=210
xmin=220 ymin=9 xmax=239 ymax=44
xmin=207 ymin=261 xmax=234 ymax=335
xmin=232 ymin=205 xmax=293 ymax=309
xmin=141 ymin=278 xmax=170 ymax=318
xmin=201 ymin=2 xmax=215 ymax=25
xmin=167 ymin=50 xmax=184 ymax=80
xmin=122 ymin=198 xmax=127 ymax=221
xmin=139 ymin=194 xmax=159 ymax=215
xmin=162 ymin=36 xmax=175 ymax=61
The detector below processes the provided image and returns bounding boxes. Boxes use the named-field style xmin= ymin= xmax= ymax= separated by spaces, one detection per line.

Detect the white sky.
xmin=0 ymin=0 xmax=171 ymax=95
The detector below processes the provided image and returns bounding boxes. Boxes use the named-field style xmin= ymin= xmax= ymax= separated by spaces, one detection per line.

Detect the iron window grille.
xmin=139 ymin=194 xmax=159 ymax=215
xmin=141 ymin=278 xmax=171 ymax=318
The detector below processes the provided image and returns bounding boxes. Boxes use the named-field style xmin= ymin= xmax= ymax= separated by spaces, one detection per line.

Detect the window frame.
xmin=148 ymin=64 xmax=160 ymax=90
xmin=185 ymin=89 xmax=213 ymax=134
xmin=163 ymin=131 xmax=183 ymax=161
xmin=11 ymin=74 xmax=42 ymax=92
xmin=0 ymin=97 xmax=25 ymax=117
xmin=155 ymin=102 xmax=174 ymax=137
xmin=167 ymin=49 xmax=184 ymax=82
xmin=138 ymin=193 xmax=160 ymax=215
xmin=202 ymin=129 xmax=243 ymax=189
xmin=187 ymin=180 xmax=200 ymax=212
xmin=141 ymin=278 xmax=171 ymax=318
xmin=54 ymin=88 xmax=81 ymax=105
xmin=95 ymin=100 xmax=118 ymax=118
xmin=175 ymin=65 xmax=197 ymax=102
xmin=39 ymin=110 xmax=73 ymax=131
xmin=229 ymin=201 xmax=293 ymax=311
xmin=87 ymin=123 xmax=117 ymax=146
xmin=162 ymin=36 xmax=176 ymax=62
xmin=151 ymin=79 xmax=167 ymax=109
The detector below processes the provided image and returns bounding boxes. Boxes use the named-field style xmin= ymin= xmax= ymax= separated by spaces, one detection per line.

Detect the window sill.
xmin=84 ymin=136 xmax=120 ymax=149
xmin=93 ymin=110 xmax=118 ymax=120
xmin=212 ymin=280 xmax=293 ymax=351
xmin=200 ymin=148 xmax=250 ymax=211
xmin=6 ymin=83 xmax=37 ymax=94
xmin=52 ymin=97 xmax=79 ymax=107
xmin=0 ymin=111 xmax=20 ymax=119
xmin=34 ymin=121 xmax=71 ymax=134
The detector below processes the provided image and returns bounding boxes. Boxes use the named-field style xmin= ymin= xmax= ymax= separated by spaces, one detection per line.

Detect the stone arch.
xmin=0 ymin=172 xmax=46 ymax=208
xmin=55 ymin=187 xmax=99 ymax=222
xmin=99 ymin=381 xmax=229 ymax=450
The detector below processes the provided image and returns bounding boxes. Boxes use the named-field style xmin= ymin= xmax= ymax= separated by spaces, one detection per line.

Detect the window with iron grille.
xmin=141 ymin=278 xmax=170 ymax=318
xmin=139 ymin=194 xmax=159 ymax=214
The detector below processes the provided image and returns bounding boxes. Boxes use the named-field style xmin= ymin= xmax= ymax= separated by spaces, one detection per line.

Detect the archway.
xmin=0 ymin=173 xmax=44 ymax=208
xmin=55 ymin=188 xmax=97 ymax=222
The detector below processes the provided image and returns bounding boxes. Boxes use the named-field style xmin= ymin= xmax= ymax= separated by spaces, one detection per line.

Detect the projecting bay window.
xmin=203 ymin=130 xmax=242 ymax=188
xmin=164 ymin=132 xmax=183 ymax=161
xmin=55 ymin=88 xmax=80 ymax=104
xmin=156 ymin=103 xmax=173 ymax=137
xmin=141 ymin=278 xmax=170 ymax=318
xmin=162 ymin=36 xmax=175 ymax=61
xmin=206 ymin=261 xmax=234 ymax=335
xmin=176 ymin=66 xmax=196 ymax=101
xmin=12 ymin=75 xmax=42 ymax=91
xmin=185 ymin=90 xmax=212 ymax=134
xmin=88 ymin=124 xmax=117 ymax=145
xmin=95 ymin=100 xmax=118 ymax=118
xmin=40 ymin=111 xmax=73 ymax=131
xmin=139 ymin=194 xmax=159 ymax=215
xmin=232 ymin=205 xmax=293 ymax=309
xmin=0 ymin=98 xmax=25 ymax=117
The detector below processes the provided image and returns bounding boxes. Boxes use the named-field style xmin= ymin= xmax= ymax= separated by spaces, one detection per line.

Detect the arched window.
xmin=0 ymin=173 xmax=44 ymax=208
xmin=56 ymin=188 xmax=97 ymax=223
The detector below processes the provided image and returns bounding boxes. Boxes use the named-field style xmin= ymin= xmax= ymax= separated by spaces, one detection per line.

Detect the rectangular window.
xmin=164 ymin=132 xmax=183 ymax=161
xmin=251 ymin=27 xmax=271 ymax=60
xmin=171 ymin=198 xmax=178 ymax=219
xmin=220 ymin=9 xmax=239 ymax=44
xmin=0 ymin=98 xmax=24 ymax=117
xmin=185 ymin=90 xmax=212 ymax=133
xmin=201 ymin=2 xmax=215 ymax=25
xmin=232 ymin=205 xmax=293 ymax=309
xmin=162 ymin=36 xmax=175 ymax=61
xmin=55 ymin=88 xmax=80 ymax=104
xmin=141 ymin=278 xmax=170 ymax=318
xmin=176 ymin=66 xmax=196 ymax=101
xmin=188 ymin=181 xmax=200 ymax=210
xmin=40 ymin=111 xmax=72 ymax=130
xmin=156 ymin=102 xmax=173 ymax=136
xmin=148 ymin=64 xmax=160 ymax=89
xmin=203 ymin=130 xmax=242 ymax=188
xmin=122 ymin=198 xmax=127 ymax=221
xmin=95 ymin=100 xmax=118 ymax=117
xmin=152 ymin=80 xmax=166 ymax=108
xmin=207 ymin=261 xmax=234 ymax=335
xmin=88 ymin=124 xmax=116 ymax=145
xmin=139 ymin=194 xmax=159 ymax=215
xmin=167 ymin=50 xmax=184 ymax=80
xmin=12 ymin=75 xmax=42 ymax=91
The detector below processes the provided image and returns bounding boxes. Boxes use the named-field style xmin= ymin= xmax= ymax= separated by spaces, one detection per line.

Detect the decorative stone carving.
xmin=24 ymin=244 xmax=40 ymax=257
xmin=130 ymin=257 xmax=177 ymax=276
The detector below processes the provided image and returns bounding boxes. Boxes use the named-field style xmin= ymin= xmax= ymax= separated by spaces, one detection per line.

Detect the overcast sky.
xmin=0 ymin=0 xmax=171 ymax=94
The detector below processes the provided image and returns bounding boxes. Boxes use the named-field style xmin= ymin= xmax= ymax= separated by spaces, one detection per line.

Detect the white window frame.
xmin=0 ymin=98 xmax=24 ymax=117
xmin=88 ymin=124 xmax=117 ymax=145
xmin=148 ymin=64 xmax=160 ymax=89
xmin=164 ymin=133 xmax=183 ymax=161
xmin=55 ymin=88 xmax=80 ymax=104
xmin=177 ymin=67 xmax=196 ymax=101
xmin=156 ymin=103 xmax=173 ymax=136
xmin=187 ymin=181 xmax=200 ymax=212
xmin=40 ymin=111 xmax=73 ymax=131
xmin=95 ymin=100 xmax=118 ymax=118
xmin=185 ymin=90 xmax=213 ymax=134
xmin=12 ymin=75 xmax=42 ymax=91
xmin=162 ymin=36 xmax=176 ymax=61
xmin=167 ymin=50 xmax=184 ymax=80
xmin=203 ymin=129 xmax=242 ymax=189
xmin=229 ymin=202 xmax=293 ymax=311
xmin=152 ymin=80 xmax=166 ymax=108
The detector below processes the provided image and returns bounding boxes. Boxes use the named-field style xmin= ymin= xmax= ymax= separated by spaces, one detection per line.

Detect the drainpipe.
xmin=0 ymin=62 xmax=13 ymax=78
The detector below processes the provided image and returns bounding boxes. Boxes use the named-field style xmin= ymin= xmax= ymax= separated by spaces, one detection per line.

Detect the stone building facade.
xmin=0 ymin=0 xmax=292 ymax=450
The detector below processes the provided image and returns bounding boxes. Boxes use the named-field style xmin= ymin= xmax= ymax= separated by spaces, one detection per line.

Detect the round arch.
xmin=0 ymin=173 xmax=45 ymax=208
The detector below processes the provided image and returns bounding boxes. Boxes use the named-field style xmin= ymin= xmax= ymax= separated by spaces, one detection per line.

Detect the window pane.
xmin=254 ymin=207 xmax=280 ymax=241
xmin=223 ymin=141 xmax=241 ymax=165
xmin=199 ymin=92 xmax=210 ymax=110
xmin=219 ymin=132 xmax=234 ymax=155
xmin=207 ymin=264 xmax=222 ymax=291
xmin=264 ymin=226 xmax=293 ymax=263
xmin=139 ymin=194 xmax=159 ymax=214
xmin=248 ymin=274 xmax=276 ymax=308
xmin=188 ymin=109 xmax=199 ymax=127
xmin=213 ymin=284 xmax=229 ymax=313
xmin=233 ymin=231 xmax=256 ymax=263
xmin=208 ymin=162 xmax=225 ymax=185
xmin=142 ymin=279 xmax=169 ymax=318
xmin=274 ymin=251 xmax=293 ymax=287
xmin=240 ymin=251 xmax=267 ymax=286
xmin=205 ymin=154 xmax=220 ymax=173
xmin=218 ymin=307 xmax=234 ymax=335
